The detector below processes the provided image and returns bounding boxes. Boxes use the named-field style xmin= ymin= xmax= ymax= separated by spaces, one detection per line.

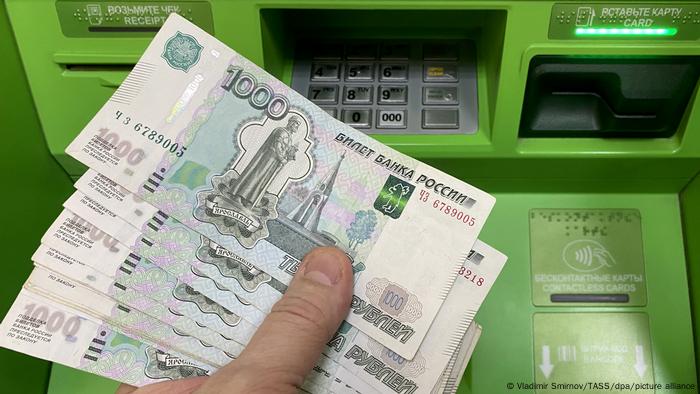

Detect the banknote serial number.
xmin=418 ymin=190 xmax=476 ymax=226
xmin=458 ymin=266 xmax=485 ymax=286
xmin=115 ymin=111 xmax=187 ymax=157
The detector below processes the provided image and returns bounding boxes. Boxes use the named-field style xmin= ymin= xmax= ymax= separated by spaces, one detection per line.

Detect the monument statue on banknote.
xmin=231 ymin=116 xmax=301 ymax=207
xmin=265 ymin=152 xmax=366 ymax=274
xmin=289 ymin=151 xmax=345 ymax=233
xmin=266 ymin=153 xmax=343 ymax=254
xmin=195 ymin=112 xmax=313 ymax=248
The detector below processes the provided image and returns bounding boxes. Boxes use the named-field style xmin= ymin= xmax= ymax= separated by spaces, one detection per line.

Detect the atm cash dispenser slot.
xmin=520 ymin=56 xmax=700 ymax=138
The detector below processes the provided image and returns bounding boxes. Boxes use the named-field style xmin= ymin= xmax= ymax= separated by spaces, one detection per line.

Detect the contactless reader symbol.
xmin=562 ymin=239 xmax=616 ymax=272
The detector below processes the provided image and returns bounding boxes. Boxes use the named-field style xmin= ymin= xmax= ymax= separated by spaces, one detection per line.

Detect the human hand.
xmin=116 ymin=246 xmax=353 ymax=394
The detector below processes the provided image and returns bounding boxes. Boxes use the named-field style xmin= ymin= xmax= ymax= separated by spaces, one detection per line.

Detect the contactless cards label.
xmin=530 ymin=209 xmax=646 ymax=306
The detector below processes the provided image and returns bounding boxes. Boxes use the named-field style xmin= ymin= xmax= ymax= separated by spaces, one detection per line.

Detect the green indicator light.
xmin=575 ymin=27 xmax=678 ymax=36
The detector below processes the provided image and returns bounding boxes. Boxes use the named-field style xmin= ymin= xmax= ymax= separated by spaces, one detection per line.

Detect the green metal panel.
xmin=681 ymin=174 xmax=700 ymax=379
xmin=469 ymin=193 xmax=696 ymax=393
xmin=48 ymin=365 xmax=119 ymax=394
xmin=1 ymin=1 xmax=699 ymax=393
xmin=5 ymin=1 xmax=700 ymax=192
xmin=0 ymin=1 xmax=74 ymax=393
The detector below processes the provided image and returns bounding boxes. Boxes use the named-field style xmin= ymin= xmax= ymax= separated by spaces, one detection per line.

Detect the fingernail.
xmin=303 ymin=251 xmax=344 ymax=286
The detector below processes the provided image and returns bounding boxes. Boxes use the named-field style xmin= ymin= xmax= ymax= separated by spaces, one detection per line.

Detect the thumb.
xmin=197 ymin=246 xmax=353 ymax=393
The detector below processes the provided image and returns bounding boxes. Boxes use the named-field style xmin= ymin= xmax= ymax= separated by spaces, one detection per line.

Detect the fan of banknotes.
xmin=0 ymin=14 xmax=507 ymax=394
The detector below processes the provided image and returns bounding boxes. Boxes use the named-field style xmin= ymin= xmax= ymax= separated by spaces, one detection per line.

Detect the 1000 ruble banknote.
xmin=41 ymin=193 xmax=506 ymax=394
xmin=65 ymin=14 xmax=495 ymax=359
xmin=1 ymin=289 xmax=215 ymax=385
xmin=1 ymin=285 xmax=357 ymax=391
xmin=24 ymin=267 xmax=236 ymax=367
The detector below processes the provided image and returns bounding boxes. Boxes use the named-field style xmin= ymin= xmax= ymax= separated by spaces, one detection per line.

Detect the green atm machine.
xmin=2 ymin=1 xmax=700 ymax=392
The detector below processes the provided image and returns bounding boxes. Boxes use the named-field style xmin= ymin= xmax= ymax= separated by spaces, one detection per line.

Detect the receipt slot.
xmin=2 ymin=1 xmax=700 ymax=394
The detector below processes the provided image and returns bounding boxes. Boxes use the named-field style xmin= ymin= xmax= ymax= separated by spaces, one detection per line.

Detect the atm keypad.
xmin=310 ymin=63 xmax=341 ymax=81
xmin=342 ymin=109 xmax=372 ymax=128
xmin=377 ymin=110 xmax=407 ymax=128
xmin=292 ymin=40 xmax=477 ymax=134
xmin=313 ymin=45 xmax=343 ymax=60
xmin=309 ymin=86 xmax=338 ymax=104
xmin=423 ymin=43 xmax=459 ymax=60
xmin=378 ymin=86 xmax=408 ymax=105
xmin=423 ymin=64 xmax=459 ymax=82
xmin=423 ymin=87 xmax=459 ymax=105
xmin=321 ymin=108 xmax=338 ymax=118
xmin=345 ymin=63 xmax=374 ymax=81
xmin=422 ymin=109 xmax=459 ymax=129
xmin=379 ymin=64 xmax=409 ymax=81
xmin=343 ymin=86 xmax=373 ymax=104
xmin=380 ymin=44 xmax=410 ymax=60
xmin=346 ymin=44 xmax=377 ymax=60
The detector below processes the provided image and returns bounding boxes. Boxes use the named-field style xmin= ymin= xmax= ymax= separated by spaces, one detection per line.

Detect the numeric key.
xmin=308 ymin=85 xmax=338 ymax=104
xmin=341 ymin=109 xmax=372 ymax=128
xmin=343 ymin=86 xmax=373 ymax=105
xmin=310 ymin=63 xmax=341 ymax=81
xmin=377 ymin=110 xmax=407 ymax=129
xmin=378 ymin=86 xmax=408 ymax=105
xmin=379 ymin=64 xmax=408 ymax=81
xmin=345 ymin=63 xmax=374 ymax=81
